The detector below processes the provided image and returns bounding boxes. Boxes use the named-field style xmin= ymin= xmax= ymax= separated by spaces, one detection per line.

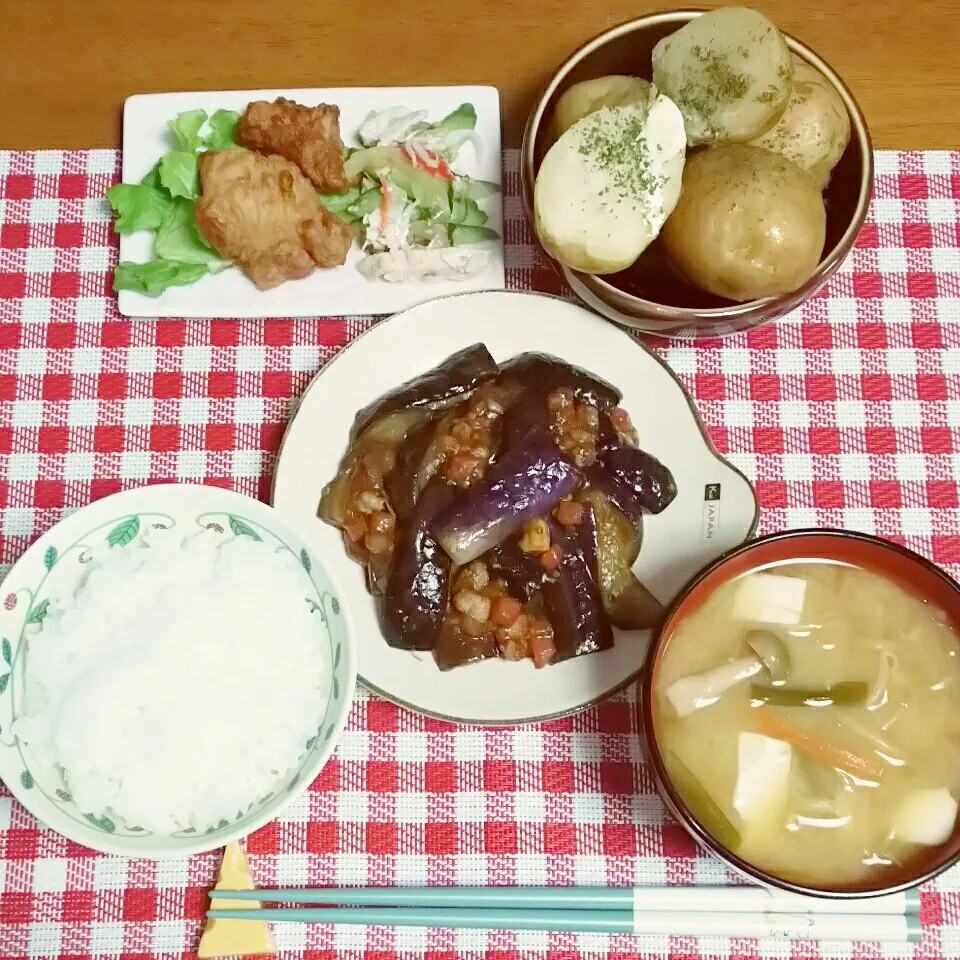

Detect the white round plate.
xmin=273 ymin=291 xmax=758 ymax=725
xmin=0 ymin=483 xmax=356 ymax=857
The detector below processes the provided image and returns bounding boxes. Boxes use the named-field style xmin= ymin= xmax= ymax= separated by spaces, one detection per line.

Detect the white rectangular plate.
xmin=118 ymin=86 xmax=505 ymax=318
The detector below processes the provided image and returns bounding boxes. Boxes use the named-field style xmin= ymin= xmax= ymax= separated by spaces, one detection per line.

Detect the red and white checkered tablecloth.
xmin=1 ymin=147 xmax=960 ymax=960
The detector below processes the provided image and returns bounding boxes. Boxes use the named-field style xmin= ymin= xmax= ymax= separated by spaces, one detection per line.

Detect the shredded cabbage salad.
xmin=319 ymin=103 xmax=500 ymax=283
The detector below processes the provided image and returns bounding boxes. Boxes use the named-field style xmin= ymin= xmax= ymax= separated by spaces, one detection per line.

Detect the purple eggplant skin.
xmin=543 ymin=520 xmax=613 ymax=661
xmin=581 ymin=490 xmax=664 ymax=631
xmin=486 ymin=537 xmax=551 ymax=604
xmin=498 ymin=353 xmax=621 ymax=412
xmin=573 ymin=498 xmax=601 ymax=578
xmin=377 ymin=481 xmax=456 ymax=651
xmin=500 ymin=394 xmax=553 ymax=452
xmin=582 ymin=465 xmax=646 ymax=527
xmin=600 ymin=445 xmax=677 ymax=516
xmin=589 ymin=412 xmax=678 ymax=518
xmin=350 ymin=343 xmax=498 ymax=441
xmin=383 ymin=419 xmax=435 ymax=523
xmin=432 ymin=436 xmax=581 ymax=565
xmin=433 ymin=616 xmax=500 ymax=671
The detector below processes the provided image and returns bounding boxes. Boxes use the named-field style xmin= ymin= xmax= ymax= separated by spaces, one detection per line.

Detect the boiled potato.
xmin=652 ymin=7 xmax=792 ymax=145
xmin=551 ymin=75 xmax=654 ymax=141
xmin=534 ymin=94 xmax=686 ymax=274
xmin=750 ymin=56 xmax=851 ymax=187
xmin=661 ymin=144 xmax=826 ymax=301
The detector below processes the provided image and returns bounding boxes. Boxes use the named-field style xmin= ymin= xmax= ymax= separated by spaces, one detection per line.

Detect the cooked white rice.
xmin=13 ymin=528 xmax=327 ymax=833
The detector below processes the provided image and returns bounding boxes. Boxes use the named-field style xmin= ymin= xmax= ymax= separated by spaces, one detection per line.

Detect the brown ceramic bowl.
xmin=640 ymin=529 xmax=960 ymax=897
xmin=521 ymin=10 xmax=874 ymax=339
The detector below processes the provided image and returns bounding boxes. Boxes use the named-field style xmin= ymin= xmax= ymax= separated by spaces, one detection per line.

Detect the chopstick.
xmin=207 ymin=886 xmax=921 ymax=942
xmin=206 ymin=906 xmax=918 ymax=941
xmin=216 ymin=884 xmax=917 ymax=914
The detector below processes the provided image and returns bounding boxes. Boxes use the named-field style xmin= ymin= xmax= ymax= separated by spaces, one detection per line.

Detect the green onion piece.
xmin=750 ymin=681 xmax=869 ymax=708
xmin=666 ymin=752 xmax=741 ymax=851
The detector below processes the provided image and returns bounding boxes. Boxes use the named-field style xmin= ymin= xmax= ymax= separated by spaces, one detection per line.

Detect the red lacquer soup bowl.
xmin=640 ymin=528 xmax=960 ymax=898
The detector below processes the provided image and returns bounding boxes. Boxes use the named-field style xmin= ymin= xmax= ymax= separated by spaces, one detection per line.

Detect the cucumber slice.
xmin=343 ymin=145 xmax=450 ymax=217
xmin=347 ymin=187 xmax=382 ymax=218
xmin=318 ymin=186 xmax=361 ymax=216
xmin=450 ymin=196 xmax=488 ymax=227
xmin=454 ymin=177 xmax=499 ymax=201
xmin=449 ymin=224 xmax=499 ymax=246
xmin=410 ymin=219 xmax=447 ymax=245
xmin=432 ymin=103 xmax=477 ymax=132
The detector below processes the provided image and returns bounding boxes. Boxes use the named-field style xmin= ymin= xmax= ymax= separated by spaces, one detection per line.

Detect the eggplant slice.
xmin=350 ymin=343 xmax=498 ymax=441
xmin=378 ymin=480 xmax=456 ymax=651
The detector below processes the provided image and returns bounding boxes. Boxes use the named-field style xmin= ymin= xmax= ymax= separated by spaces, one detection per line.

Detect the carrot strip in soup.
xmin=754 ymin=710 xmax=885 ymax=781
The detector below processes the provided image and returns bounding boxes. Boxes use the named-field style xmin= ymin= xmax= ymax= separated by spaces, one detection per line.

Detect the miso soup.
xmin=653 ymin=560 xmax=960 ymax=888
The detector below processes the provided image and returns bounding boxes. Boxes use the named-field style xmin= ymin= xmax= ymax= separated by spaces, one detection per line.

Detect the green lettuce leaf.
xmin=140 ymin=163 xmax=163 ymax=189
xmin=317 ymin=186 xmax=361 ymax=218
xmin=204 ymin=109 xmax=240 ymax=150
xmin=158 ymin=151 xmax=199 ymax=200
xmin=154 ymin=198 xmax=231 ymax=271
xmin=106 ymin=183 xmax=175 ymax=234
xmin=113 ymin=259 xmax=209 ymax=296
xmin=169 ymin=109 xmax=208 ymax=152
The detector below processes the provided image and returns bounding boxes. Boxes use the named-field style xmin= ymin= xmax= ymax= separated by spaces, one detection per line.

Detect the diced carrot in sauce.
xmin=611 ymin=407 xmax=633 ymax=432
xmin=343 ymin=516 xmax=368 ymax=543
xmin=446 ymin=452 xmax=482 ymax=485
xmin=490 ymin=596 xmax=521 ymax=627
xmin=556 ymin=500 xmax=584 ymax=526
xmin=540 ymin=544 xmax=563 ymax=570
xmin=529 ymin=621 xmax=556 ymax=668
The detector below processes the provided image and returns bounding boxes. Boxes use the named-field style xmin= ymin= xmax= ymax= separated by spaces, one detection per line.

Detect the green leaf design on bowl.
xmin=107 ymin=516 xmax=140 ymax=548
xmin=55 ymin=789 xmax=72 ymax=802
xmin=331 ymin=597 xmax=340 ymax=615
xmin=334 ymin=642 xmax=341 ymax=669
xmin=25 ymin=599 xmax=49 ymax=626
xmin=324 ymin=723 xmax=335 ymax=743
xmin=83 ymin=813 xmax=116 ymax=833
xmin=228 ymin=516 xmax=262 ymax=541
xmin=2 ymin=638 xmax=11 ymax=666
xmin=333 ymin=676 xmax=340 ymax=701
xmin=43 ymin=546 xmax=57 ymax=571
xmin=300 ymin=548 xmax=312 ymax=573
xmin=0 ymin=674 xmax=9 ymax=695
xmin=20 ymin=770 xmax=34 ymax=790
xmin=305 ymin=734 xmax=318 ymax=750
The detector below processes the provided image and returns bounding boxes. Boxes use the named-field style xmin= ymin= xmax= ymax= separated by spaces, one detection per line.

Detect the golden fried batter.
xmin=235 ymin=98 xmax=350 ymax=192
xmin=195 ymin=148 xmax=353 ymax=291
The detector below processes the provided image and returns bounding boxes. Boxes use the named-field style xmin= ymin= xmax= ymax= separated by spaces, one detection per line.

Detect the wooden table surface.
xmin=1 ymin=0 xmax=959 ymax=150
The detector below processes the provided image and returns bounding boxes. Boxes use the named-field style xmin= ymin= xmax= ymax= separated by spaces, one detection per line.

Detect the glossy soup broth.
xmin=654 ymin=560 xmax=960 ymax=888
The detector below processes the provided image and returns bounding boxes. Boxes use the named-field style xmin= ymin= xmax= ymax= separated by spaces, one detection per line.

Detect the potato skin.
xmin=551 ymin=75 xmax=653 ymax=142
xmin=661 ymin=144 xmax=826 ymax=302
xmin=750 ymin=57 xmax=852 ymax=188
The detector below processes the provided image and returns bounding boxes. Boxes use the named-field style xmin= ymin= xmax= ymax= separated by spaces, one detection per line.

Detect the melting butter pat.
xmin=734 ymin=573 xmax=807 ymax=625
xmin=197 ymin=842 xmax=275 ymax=959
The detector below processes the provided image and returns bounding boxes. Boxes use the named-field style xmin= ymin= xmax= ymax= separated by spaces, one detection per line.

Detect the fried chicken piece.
xmin=235 ymin=98 xmax=350 ymax=192
xmin=194 ymin=148 xmax=353 ymax=291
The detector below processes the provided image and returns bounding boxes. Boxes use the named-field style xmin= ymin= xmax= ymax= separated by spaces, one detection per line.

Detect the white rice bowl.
xmin=0 ymin=484 xmax=355 ymax=857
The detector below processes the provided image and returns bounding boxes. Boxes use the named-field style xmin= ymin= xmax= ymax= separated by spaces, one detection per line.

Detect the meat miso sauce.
xmin=320 ymin=344 xmax=676 ymax=671
xmin=654 ymin=561 xmax=960 ymax=888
